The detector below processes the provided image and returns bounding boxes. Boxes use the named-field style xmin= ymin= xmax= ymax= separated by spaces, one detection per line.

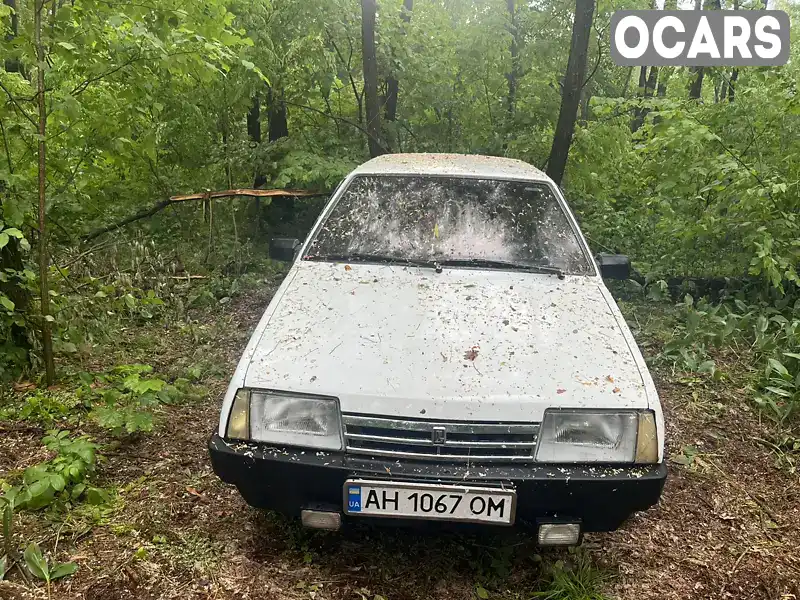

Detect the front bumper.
xmin=209 ymin=433 xmax=667 ymax=532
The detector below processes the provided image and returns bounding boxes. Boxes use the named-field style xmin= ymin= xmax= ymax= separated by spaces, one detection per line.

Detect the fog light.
xmin=301 ymin=510 xmax=341 ymax=531
xmin=537 ymin=522 xmax=581 ymax=546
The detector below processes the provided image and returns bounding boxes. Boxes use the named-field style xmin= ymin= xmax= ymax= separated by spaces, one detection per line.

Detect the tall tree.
xmin=546 ymin=0 xmax=595 ymax=187
xmin=3 ymin=0 xmax=20 ymax=73
xmin=267 ymin=87 xmax=288 ymax=142
xmin=689 ymin=0 xmax=720 ymax=100
xmin=34 ymin=0 xmax=55 ymax=384
xmin=361 ymin=0 xmax=383 ymax=158
xmin=247 ymin=94 xmax=267 ymax=189
xmin=384 ymin=0 xmax=413 ymax=123
xmin=506 ymin=0 xmax=521 ymax=115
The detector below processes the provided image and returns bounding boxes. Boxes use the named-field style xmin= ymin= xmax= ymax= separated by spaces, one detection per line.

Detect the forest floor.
xmin=2 ymin=275 xmax=800 ymax=600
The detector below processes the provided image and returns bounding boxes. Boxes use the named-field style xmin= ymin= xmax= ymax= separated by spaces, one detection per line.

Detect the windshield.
xmin=305 ymin=175 xmax=593 ymax=275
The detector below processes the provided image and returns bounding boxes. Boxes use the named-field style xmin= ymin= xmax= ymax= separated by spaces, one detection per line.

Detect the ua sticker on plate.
xmin=347 ymin=485 xmax=362 ymax=512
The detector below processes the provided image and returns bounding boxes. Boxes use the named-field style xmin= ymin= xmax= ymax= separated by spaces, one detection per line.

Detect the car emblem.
xmin=432 ymin=426 xmax=447 ymax=445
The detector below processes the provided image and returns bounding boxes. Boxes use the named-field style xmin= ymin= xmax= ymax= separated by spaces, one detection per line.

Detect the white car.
xmin=209 ymin=153 xmax=666 ymax=545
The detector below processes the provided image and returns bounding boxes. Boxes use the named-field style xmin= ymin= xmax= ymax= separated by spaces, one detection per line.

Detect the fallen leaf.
xmin=186 ymin=487 xmax=204 ymax=498
xmin=556 ymin=388 xmax=566 ymax=394
xmin=613 ymin=387 xmax=621 ymax=393
xmin=344 ymin=264 xmax=352 ymax=271
xmin=606 ymin=375 xmax=615 ymax=383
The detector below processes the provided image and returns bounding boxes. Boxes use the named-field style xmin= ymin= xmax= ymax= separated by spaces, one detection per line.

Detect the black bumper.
xmin=209 ymin=434 xmax=667 ymax=532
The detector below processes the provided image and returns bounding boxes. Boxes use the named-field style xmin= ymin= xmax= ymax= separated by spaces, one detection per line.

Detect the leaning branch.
xmin=82 ymin=188 xmax=327 ymax=243
xmin=0 ymin=78 xmax=38 ymax=128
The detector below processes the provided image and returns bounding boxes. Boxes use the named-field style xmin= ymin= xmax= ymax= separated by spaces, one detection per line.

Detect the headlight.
xmin=225 ymin=389 xmax=343 ymax=451
xmin=535 ymin=409 xmax=657 ymax=464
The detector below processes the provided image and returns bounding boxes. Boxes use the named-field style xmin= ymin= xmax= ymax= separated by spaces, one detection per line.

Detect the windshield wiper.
xmin=304 ymin=252 xmax=438 ymax=269
xmin=437 ymin=258 xmax=565 ymax=279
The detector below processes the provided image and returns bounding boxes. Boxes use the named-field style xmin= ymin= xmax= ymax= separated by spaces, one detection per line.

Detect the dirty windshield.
xmin=305 ymin=175 xmax=593 ymax=274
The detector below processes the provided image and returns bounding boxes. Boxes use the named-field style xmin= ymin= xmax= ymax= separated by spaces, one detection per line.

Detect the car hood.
xmin=243 ymin=261 xmax=650 ymax=422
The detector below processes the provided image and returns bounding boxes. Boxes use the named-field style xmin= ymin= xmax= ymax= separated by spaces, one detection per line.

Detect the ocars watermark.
xmin=610 ymin=10 xmax=790 ymax=66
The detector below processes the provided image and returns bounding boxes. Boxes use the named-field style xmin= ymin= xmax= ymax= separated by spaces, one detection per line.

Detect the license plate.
xmin=343 ymin=480 xmax=516 ymax=525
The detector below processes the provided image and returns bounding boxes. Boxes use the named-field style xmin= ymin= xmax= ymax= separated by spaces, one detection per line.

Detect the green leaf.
xmin=764 ymin=386 xmax=793 ymax=398
xmin=57 ymin=41 xmax=77 ymax=51
xmin=24 ymin=543 xmax=49 ymax=582
xmin=0 ymin=295 xmax=14 ymax=311
xmin=0 ymin=555 xmax=7 ymax=580
xmin=0 ymin=232 xmax=8 ymax=249
xmin=476 ymin=584 xmax=489 ymax=599
xmin=86 ymin=487 xmax=110 ymax=505
xmin=71 ymin=483 xmax=86 ymax=500
xmin=49 ymin=473 xmax=67 ymax=492
xmin=2 ymin=228 xmax=22 ymax=238
xmin=767 ymin=358 xmax=790 ymax=379
xmin=698 ymin=360 xmax=716 ymax=375
xmin=50 ymin=561 xmax=78 ymax=580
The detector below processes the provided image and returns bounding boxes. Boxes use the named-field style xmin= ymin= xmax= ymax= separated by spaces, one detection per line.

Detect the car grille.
xmin=342 ymin=414 xmax=540 ymax=463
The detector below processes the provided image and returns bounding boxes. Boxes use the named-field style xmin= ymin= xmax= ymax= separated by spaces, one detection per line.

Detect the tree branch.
xmin=0 ymin=79 xmax=38 ymax=128
xmin=82 ymin=188 xmax=328 ymax=243
xmin=0 ymin=118 xmax=13 ymax=173
xmin=70 ymin=54 xmax=142 ymax=96
xmin=581 ymin=22 xmax=605 ymax=92
xmin=284 ymin=100 xmax=389 ymax=153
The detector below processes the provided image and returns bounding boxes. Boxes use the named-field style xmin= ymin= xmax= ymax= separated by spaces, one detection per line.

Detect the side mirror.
xmin=596 ymin=253 xmax=631 ymax=280
xmin=269 ymin=238 xmax=301 ymax=262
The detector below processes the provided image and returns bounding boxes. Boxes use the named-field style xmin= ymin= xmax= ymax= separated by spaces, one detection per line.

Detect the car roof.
xmin=350 ymin=153 xmax=551 ymax=183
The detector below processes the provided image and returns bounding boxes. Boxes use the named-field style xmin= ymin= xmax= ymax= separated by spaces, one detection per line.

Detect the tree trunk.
xmin=3 ymin=0 xmax=21 ymax=73
xmin=726 ymin=0 xmax=747 ymax=102
xmin=629 ymin=65 xmax=648 ymax=130
xmin=689 ymin=0 xmax=719 ymax=100
xmin=657 ymin=67 xmax=673 ymax=96
xmin=265 ymin=88 xmax=291 ymax=224
xmin=727 ymin=69 xmax=738 ymax=102
xmin=636 ymin=66 xmax=647 ymax=96
xmin=506 ymin=0 xmax=521 ymax=116
xmin=361 ymin=0 xmax=383 ymax=157
xmin=645 ymin=66 xmax=658 ymax=97
xmin=247 ymin=94 xmax=267 ymax=189
xmin=545 ymin=0 xmax=595 ymax=187
xmin=267 ymin=88 xmax=288 ymax=142
xmin=384 ymin=0 xmax=412 ymax=123
xmin=621 ymin=66 xmax=633 ymax=97
xmin=35 ymin=0 xmax=55 ymax=384
xmin=688 ymin=68 xmax=705 ymax=100
xmin=655 ymin=0 xmax=677 ymax=98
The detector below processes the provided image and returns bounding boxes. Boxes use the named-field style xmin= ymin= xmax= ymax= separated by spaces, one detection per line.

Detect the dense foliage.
xmin=1 ymin=0 xmax=799 ymax=401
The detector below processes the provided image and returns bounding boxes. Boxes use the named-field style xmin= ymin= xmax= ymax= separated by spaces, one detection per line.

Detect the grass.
xmin=533 ymin=555 xmax=612 ymax=600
